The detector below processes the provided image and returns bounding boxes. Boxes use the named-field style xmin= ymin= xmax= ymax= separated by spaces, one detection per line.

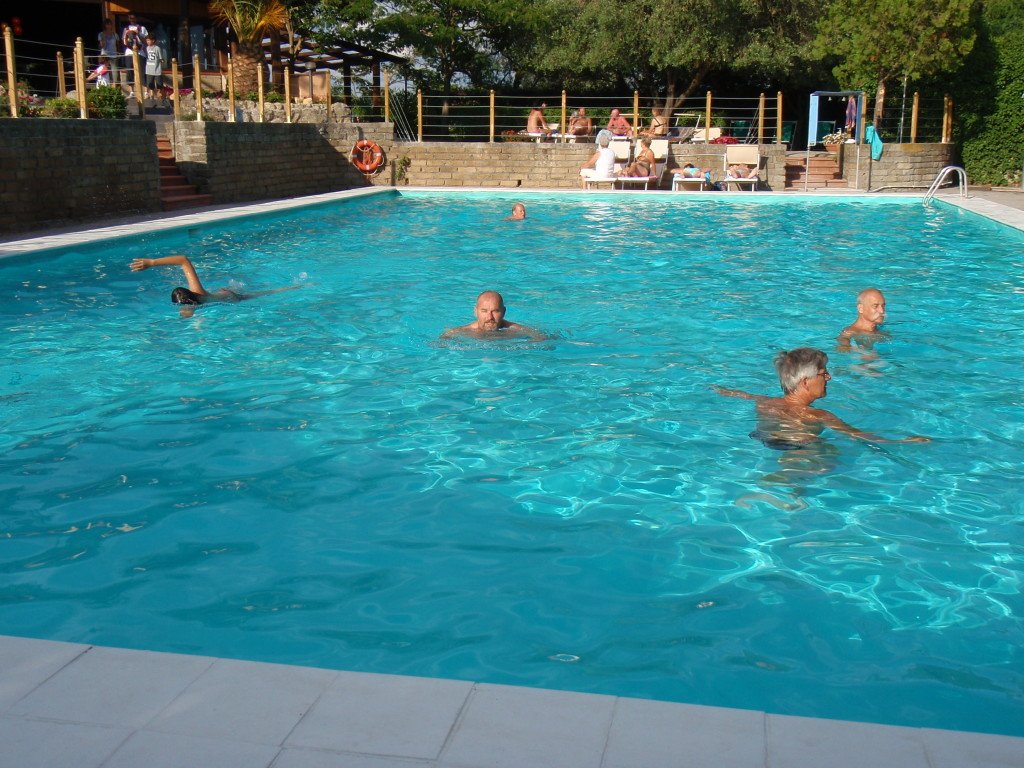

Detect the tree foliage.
xmin=211 ymin=0 xmax=290 ymax=93
xmin=538 ymin=0 xmax=819 ymax=108
xmin=815 ymin=0 xmax=978 ymax=125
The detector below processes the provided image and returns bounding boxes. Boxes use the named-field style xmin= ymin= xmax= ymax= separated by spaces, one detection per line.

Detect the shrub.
xmin=42 ymin=97 xmax=81 ymax=118
xmin=87 ymin=86 xmax=127 ymax=119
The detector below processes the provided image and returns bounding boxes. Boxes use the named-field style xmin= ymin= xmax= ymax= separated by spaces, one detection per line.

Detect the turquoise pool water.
xmin=2 ymin=192 xmax=1022 ymax=736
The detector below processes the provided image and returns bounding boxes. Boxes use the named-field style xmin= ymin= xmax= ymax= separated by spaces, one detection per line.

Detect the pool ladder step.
xmin=156 ymin=136 xmax=214 ymax=212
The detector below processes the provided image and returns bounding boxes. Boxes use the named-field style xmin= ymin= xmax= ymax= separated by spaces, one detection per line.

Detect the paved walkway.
xmin=3 ymin=188 xmax=1023 ymax=767
xmin=3 ymin=634 xmax=1023 ymax=768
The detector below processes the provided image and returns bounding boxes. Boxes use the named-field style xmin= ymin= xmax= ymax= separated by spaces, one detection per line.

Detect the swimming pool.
xmin=2 ymin=191 xmax=1022 ymax=737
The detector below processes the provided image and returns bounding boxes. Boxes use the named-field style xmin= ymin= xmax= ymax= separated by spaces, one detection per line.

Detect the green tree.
xmin=539 ymin=0 xmax=819 ymax=110
xmin=211 ymin=0 xmax=290 ymax=95
xmin=815 ymin=0 xmax=978 ymax=128
xmin=952 ymin=0 xmax=1024 ymax=184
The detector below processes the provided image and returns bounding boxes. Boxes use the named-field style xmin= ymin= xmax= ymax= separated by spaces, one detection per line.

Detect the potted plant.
xmin=821 ymin=130 xmax=847 ymax=154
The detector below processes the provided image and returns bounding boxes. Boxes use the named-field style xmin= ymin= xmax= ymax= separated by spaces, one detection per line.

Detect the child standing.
xmin=143 ymin=34 xmax=164 ymax=103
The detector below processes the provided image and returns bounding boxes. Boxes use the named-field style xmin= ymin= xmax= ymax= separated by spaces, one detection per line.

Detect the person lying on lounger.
xmin=726 ymin=163 xmax=759 ymax=179
xmin=130 ymin=255 xmax=301 ymax=317
xmin=715 ymin=347 xmax=929 ymax=449
xmin=441 ymin=290 xmax=545 ymax=340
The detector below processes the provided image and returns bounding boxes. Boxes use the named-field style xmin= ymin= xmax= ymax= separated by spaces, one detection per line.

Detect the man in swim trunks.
xmin=130 ymin=255 xmax=300 ymax=317
xmin=606 ymin=108 xmax=632 ymax=137
xmin=441 ymin=290 xmax=544 ymax=340
xmin=715 ymin=347 xmax=929 ymax=447
xmin=837 ymin=287 xmax=888 ymax=350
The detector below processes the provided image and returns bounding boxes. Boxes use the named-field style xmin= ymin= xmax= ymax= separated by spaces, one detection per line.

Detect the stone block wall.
xmin=841 ymin=142 xmax=956 ymax=191
xmin=167 ymin=121 xmax=393 ymax=203
xmin=0 ymin=119 xmax=160 ymax=234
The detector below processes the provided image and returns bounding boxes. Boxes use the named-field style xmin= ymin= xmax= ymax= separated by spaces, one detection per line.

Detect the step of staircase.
xmin=783 ymin=154 xmax=847 ymax=190
xmin=156 ymin=138 xmax=213 ymax=211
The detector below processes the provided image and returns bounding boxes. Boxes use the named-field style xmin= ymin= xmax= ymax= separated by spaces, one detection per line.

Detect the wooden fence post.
xmin=227 ymin=58 xmax=235 ymax=122
xmin=633 ymin=90 xmax=640 ymax=136
xmin=417 ymin=89 xmax=423 ymax=142
xmin=132 ymin=46 xmax=144 ymax=118
xmin=776 ymin=91 xmax=783 ymax=145
xmin=284 ymin=65 xmax=291 ymax=123
xmin=171 ymin=59 xmax=180 ymax=121
xmin=56 ymin=52 xmax=66 ymax=97
xmin=942 ymin=95 xmax=953 ymax=143
xmin=561 ymin=89 xmax=567 ymax=137
xmin=383 ymin=68 xmax=390 ymax=124
xmin=705 ymin=91 xmax=712 ymax=143
xmin=75 ymin=38 xmax=88 ymax=119
xmin=758 ymin=92 xmax=765 ymax=144
xmin=489 ymin=89 xmax=495 ymax=142
xmin=257 ymin=62 xmax=264 ymax=122
xmin=3 ymin=25 xmax=16 ymax=118
xmin=910 ymin=92 xmax=919 ymax=144
xmin=192 ymin=54 xmax=202 ymax=121
xmin=324 ymin=70 xmax=331 ymax=121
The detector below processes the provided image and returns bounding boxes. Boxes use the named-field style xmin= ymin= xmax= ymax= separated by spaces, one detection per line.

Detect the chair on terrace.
xmin=722 ymin=144 xmax=763 ymax=191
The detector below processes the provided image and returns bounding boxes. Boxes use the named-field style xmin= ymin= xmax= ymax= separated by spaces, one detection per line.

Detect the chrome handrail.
xmin=924 ymin=165 xmax=968 ymax=202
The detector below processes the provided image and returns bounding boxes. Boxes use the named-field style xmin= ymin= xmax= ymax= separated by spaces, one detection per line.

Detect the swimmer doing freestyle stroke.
xmin=130 ymin=255 xmax=301 ymax=317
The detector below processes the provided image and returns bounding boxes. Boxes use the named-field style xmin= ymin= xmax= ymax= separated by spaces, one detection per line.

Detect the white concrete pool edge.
xmin=1 ymin=187 xmax=1020 ymax=260
xmin=2 ymin=634 xmax=1022 ymax=768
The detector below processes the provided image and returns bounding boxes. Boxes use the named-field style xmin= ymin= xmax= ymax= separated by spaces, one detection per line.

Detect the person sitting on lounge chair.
xmin=622 ymin=137 xmax=656 ymax=177
xmin=568 ymin=107 xmax=593 ymax=137
xmin=640 ymin=107 xmax=668 ymax=137
xmin=527 ymin=103 xmax=549 ymax=135
xmin=727 ymin=163 xmax=759 ymax=179
xmin=606 ymin=108 xmax=632 ymax=137
xmin=580 ymin=131 xmax=617 ymax=186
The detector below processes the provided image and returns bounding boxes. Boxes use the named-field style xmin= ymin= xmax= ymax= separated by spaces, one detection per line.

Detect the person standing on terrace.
xmin=97 ymin=19 xmax=121 ymax=90
xmin=121 ymin=13 xmax=148 ymax=92
xmin=606 ymin=108 xmax=632 ymax=137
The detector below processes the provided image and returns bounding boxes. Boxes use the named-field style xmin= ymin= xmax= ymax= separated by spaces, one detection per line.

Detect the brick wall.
xmin=840 ymin=142 xmax=956 ymax=190
xmin=0 ymin=119 xmax=160 ymax=234
xmin=167 ymin=121 xmax=393 ymax=203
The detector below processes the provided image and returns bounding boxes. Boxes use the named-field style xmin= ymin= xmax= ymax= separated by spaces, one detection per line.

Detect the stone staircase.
xmin=784 ymin=153 xmax=848 ymax=190
xmin=156 ymin=135 xmax=213 ymax=211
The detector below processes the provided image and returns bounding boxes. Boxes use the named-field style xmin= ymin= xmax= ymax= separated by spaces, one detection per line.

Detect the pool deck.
xmin=3 ymin=187 xmax=1024 ymax=767
xmin=4 ymin=634 xmax=1023 ymax=768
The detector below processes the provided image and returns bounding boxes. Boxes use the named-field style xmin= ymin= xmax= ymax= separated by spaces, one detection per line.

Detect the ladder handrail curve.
xmin=924 ymin=165 xmax=968 ymax=202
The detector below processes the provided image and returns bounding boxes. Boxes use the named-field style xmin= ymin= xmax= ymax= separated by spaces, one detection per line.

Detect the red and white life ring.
xmin=351 ymin=139 xmax=385 ymax=174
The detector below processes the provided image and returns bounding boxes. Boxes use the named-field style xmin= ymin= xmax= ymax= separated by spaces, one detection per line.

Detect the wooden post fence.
xmin=942 ymin=95 xmax=953 ymax=143
xmin=417 ymin=89 xmax=423 ymax=142
xmin=192 ymin=54 xmax=202 ymax=121
xmin=776 ymin=91 xmax=783 ymax=145
xmin=633 ymin=90 xmax=639 ymax=136
xmin=3 ymin=25 xmax=16 ymax=118
xmin=325 ymin=72 xmax=331 ymax=121
xmin=383 ymin=68 xmax=390 ymax=124
xmin=489 ymin=89 xmax=495 ymax=142
xmin=132 ymin=46 xmax=144 ymax=118
xmin=561 ymin=89 xmax=567 ymax=138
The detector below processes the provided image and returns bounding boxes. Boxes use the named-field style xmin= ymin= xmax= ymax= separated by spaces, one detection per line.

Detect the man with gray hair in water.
xmin=716 ymin=347 xmax=929 ymax=449
xmin=838 ymin=287 xmax=889 ymax=350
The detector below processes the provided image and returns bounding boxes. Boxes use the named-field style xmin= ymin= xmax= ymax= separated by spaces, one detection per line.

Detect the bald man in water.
xmin=441 ymin=290 xmax=544 ymax=340
xmin=837 ymin=287 xmax=889 ymax=350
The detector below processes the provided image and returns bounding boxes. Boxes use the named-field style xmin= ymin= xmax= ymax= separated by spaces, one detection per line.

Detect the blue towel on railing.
xmin=865 ymin=125 xmax=884 ymax=161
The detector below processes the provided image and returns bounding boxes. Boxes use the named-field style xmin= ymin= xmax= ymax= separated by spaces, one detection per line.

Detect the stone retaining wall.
xmin=0 ymin=119 xmax=160 ymax=234
xmin=840 ymin=142 xmax=957 ymax=190
xmin=167 ymin=121 xmax=393 ymax=203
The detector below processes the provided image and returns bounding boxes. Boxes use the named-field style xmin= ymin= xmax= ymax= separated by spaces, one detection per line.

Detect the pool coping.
xmin=4 ymin=188 xmax=1024 ymax=767
xmin=3 ymin=633 xmax=1022 ymax=768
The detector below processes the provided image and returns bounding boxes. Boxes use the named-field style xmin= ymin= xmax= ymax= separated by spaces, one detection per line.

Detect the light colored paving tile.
xmin=921 ymin=728 xmax=1024 ymax=768
xmin=273 ymin=747 xmax=434 ymax=768
xmin=102 ymin=730 xmax=280 ymax=768
xmin=8 ymin=645 xmax=213 ymax=728
xmin=145 ymin=658 xmax=338 ymax=745
xmin=0 ymin=714 xmax=130 ymax=768
xmin=766 ymin=714 xmax=930 ymax=768
xmin=439 ymin=683 xmax=615 ymax=768
xmin=286 ymin=671 xmax=472 ymax=759
xmin=0 ymin=635 xmax=88 ymax=711
xmin=603 ymin=698 xmax=765 ymax=768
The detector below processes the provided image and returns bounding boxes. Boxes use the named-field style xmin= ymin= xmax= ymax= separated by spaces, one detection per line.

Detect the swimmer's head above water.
xmin=171 ymin=287 xmax=204 ymax=305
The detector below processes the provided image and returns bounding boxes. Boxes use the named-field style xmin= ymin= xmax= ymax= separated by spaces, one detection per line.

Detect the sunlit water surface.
xmin=2 ymin=192 xmax=1022 ymax=736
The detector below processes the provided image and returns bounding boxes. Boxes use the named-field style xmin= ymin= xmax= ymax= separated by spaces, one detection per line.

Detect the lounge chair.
xmin=722 ymin=145 xmax=763 ymax=190
xmin=691 ymin=127 xmax=722 ymax=143
xmin=672 ymin=169 xmax=713 ymax=191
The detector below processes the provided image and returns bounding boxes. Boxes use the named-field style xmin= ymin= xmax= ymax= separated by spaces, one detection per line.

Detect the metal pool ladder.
xmin=924 ymin=165 xmax=968 ymax=203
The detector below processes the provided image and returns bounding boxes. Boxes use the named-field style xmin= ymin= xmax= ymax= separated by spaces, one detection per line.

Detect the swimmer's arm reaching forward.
xmin=130 ymin=255 xmax=207 ymax=295
xmin=814 ymin=408 xmax=930 ymax=444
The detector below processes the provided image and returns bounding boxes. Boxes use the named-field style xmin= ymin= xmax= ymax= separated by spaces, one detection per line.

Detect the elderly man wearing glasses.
xmin=715 ymin=347 xmax=929 ymax=449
